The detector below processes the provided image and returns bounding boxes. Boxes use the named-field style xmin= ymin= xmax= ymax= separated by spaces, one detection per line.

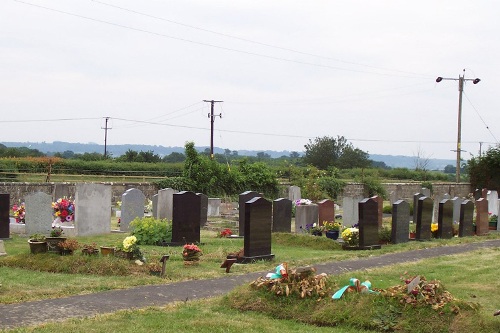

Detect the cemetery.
xmin=1 ymin=183 xmax=500 ymax=332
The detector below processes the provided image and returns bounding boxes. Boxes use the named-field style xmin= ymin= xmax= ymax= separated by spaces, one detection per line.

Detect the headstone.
xmin=371 ymin=195 xmax=383 ymax=228
xmin=75 ymin=183 xmax=112 ymax=236
xmin=53 ymin=184 xmax=70 ymax=201
xmin=238 ymin=191 xmax=260 ymax=236
xmin=157 ymin=188 xmax=178 ymax=221
xmin=416 ymin=197 xmax=433 ymax=240
xmin=241 ymin=197 xmax=274 ymax=262
xmin=390 ymin=184 xmax=403 ymax=205
xmin=437 ymin=199 xmax=453 ymax=239
xmin=171 ymin=191 xmax=201 ymax=244
xmin=197 ymin=193 xmax=208 ymax=226
xmin=481 ymin=188 xmax=488 ymax=199
xmin=498 ymin=199 xmax=500 ymax=231
xmin=342 ymin=195 xmax=364 ymax=226
xmin=0 ymin=240 xmax=6 ymax=255
xmin=391 ymin=200 xmax=410 ymax=244
xmin=358 ymin=197 xmax=379 ymax=247
xmin=412 ymin=193 xmax=424 ymax=223
xmin=475 ymin=198 xmax=489 ymax=236
xmin=288 ymin=186 xmax=301 ymax=202
xmin=24 ymin=192 xmax=53 ymax=235
xmin=473 ymin=189 xmax=481 ymax=200
xmin=451 ymin=197 xmax=462 ymax=224
xmin=295 ymin=204 xmax=318 ymax=232
xmin=458 ymin=200 xmax=474 ymax=237
xmin=272 ymin=198 xmax=292 ymax=233
xmin=421 ymin=188 xmax=431 ymax=198
xmin=152 ymin=194 xmax=158 ymax=219
xmin=0 ymin=194 xmax=9 ymax=239
xmin=120 ymin=188 xmax=146 ymax=232
xmin=207 ymin=198 xmax=221 ymax=216
xmin=317 ymin=199 xmax=335 ymax=226
xmin=433 ymin=193 xmax=450 ymax=223
xmin=487 ymin=191 xmax=499 ymax=216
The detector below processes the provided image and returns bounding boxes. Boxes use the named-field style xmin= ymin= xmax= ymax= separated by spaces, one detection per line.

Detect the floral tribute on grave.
xmin=11 ymin=201 xmax=26 ymax=223
xmin=52 ymin=197 xmax=75 ymax=226
xmin=182 ymin=243 xmax=202 ymax=264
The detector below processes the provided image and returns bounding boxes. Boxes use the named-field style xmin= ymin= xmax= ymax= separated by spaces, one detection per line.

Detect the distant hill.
xmin=1 ymin=141 xmax=455 ymax=170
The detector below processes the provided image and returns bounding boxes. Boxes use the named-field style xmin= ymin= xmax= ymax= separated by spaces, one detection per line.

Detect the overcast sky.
xmin=1 ymin=0 xmax=498 ymax=159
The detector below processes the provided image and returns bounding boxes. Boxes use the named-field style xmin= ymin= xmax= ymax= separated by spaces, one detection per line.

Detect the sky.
xmin=1 ymin=0 xmax=499 ymax=160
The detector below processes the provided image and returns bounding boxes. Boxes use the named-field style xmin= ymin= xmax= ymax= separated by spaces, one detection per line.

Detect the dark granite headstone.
xmin=238 ymin=191 xmax=260 ymax=236
xmin=371 ymin=195 xmax=383 ymax=228
xmin=475 ymin=198 xmax=489 ymax=236
xmin=0 ymin=194 xmax=9 ymax=239
xmin=459 ymin=200 xmax=474 ymax=237
xmin=171 ymin=191 xmax=201 ymax=244
xmin=317 ymin=199 xmax=335 ymax=226
xmin=437 ymin=199 xmax=453 ymax=239
xmin=197 ymin=193 xmax=208 ymax=227
xmin=413 ymin=193 xmax=424 ymax=223
xmin=272 ymin=198 xmax=292 ymax=233
xmin=473 ymin=189 xmax=481 ymax=200
xmin=242 ymin=197 xmax=274 ymax=262
xmin=391 ymin=200 xmax=410 ymax=244
xmin=416 ymin=197 xmax=433 ymax=240
xmin=358 ymin=197 xmax=379 ymax=247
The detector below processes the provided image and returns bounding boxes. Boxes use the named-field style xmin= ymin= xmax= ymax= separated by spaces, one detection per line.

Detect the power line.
xmin=11 ymin=0 xmax=428 ymax=79
xmin=463 ymin=92 xmax=499 ymax=144
xmin=0 ymin=117 xmax=101 ymax=123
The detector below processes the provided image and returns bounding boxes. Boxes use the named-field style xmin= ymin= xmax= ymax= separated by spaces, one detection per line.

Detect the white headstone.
xmin=487 ymin=190 xmax=498 ymax=216
xmin=208 ymin=198 xmax=221 ymax=216
xmin=25 ymin=192 xmax=53 ymax=235
xmin=342 ymin=195 xmax=364 ymax=227
xmin=120 ymin=188 xmax=146 ymax=232
xmin=288 ymin=186 xmax=301 ymax=203
xmin=75 ymin=183 xmax=112 ymax=236
xmin=157 ymin=188 xmax=178 ymax=220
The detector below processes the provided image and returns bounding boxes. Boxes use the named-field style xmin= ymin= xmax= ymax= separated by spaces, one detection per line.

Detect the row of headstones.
xmin=1 ymin=184 xmax=112 ymax=238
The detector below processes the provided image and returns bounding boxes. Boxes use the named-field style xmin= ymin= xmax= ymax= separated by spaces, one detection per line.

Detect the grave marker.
xmin=25 ymin=192 xmax=53 ymax=236
xmin=416 ymin=197 xmax=433 ymax=240
xmin=120 ymin=188 xmax=146 ymax=232
xmin=171 ymin=191 xmax=201 ymax=244
xmin=272 ymin=198 xmax=292 ymax=233
xmin=358 ymin=197 xmax=380 ymax=247
xmin=75 ymin=183 xmax=112 ymax=236
xmin=152 ymin=194 xmax=158 ymax=219
xmin=295 ymin=204 xmax=318 ymax=232
xmin=207 ymin=198 xmax=221 ymax=216
xmin=342 ymin=195 xmax=364 ymax=226
xmin=487 ymin=190 xmax=499 ymax=216
xmin=475 ymin=198 xmax=489 ymax=236
xmin=0 ymin=194 xmax=9 ymax=239
xmin=391 ymin=200 xmax=410 ymax=244
xmin=458 ymin=200 xmax=474 ymax=237
xmin=317 ymin=199 xmax=335 ymax=226
xmin=238 ymin=191 xmax=260 ymax=236
xmin=412 ymin=193 xmax=424 ymax=223
xmin=288 ymin=186 xmax=301 ymax=202
xmin=437 ymin=199 xmax=453 ymax=239
xmin=241 ymin=197 xmax=274 ymax=263
xmin=197 ymin=193 xmax=208 ymax=226
xmin=157 ymin=188 xmax=178 ymax=221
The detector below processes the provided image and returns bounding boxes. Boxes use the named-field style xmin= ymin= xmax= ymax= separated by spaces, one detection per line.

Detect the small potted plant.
xmin=116 ymin=236 xmax=143 ymax=261
xmin=341 ymin=227 xmax=360 ymax=249
xmin=324 ymin=221 xmax=342 ymax=240
xmin=57 ymin=238 xmax=79 ymax=255
xmin=46 ymin=227 xmax=66 ymax=253
xmin=182 ymin=243 xmax=202 ymax=265
xmin=308 ymin=223 xmax=324 ymax=236
xmin=28 ymin=234 xmax=47 ymax=254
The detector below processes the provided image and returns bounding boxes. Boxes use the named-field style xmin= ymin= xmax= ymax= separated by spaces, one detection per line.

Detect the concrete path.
xmin=1 ymin=239 xmax=499 ymax=329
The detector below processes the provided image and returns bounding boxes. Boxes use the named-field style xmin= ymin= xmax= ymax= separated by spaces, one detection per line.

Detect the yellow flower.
xmin=431 ymin=223 xmax=438 ymax=233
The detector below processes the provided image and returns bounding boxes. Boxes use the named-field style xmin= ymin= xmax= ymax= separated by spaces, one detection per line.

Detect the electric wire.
xmin=463 ymin=92 xmax=499 ymax=144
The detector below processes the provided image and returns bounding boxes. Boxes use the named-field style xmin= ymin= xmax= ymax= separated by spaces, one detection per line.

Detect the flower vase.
xmin=28 ymin=240 xmax=47 ymax=254
xmin=100 ymin=246 xmax=115 ymax=256
xmin=325 ymin=230 xmax=339 ymax=240
xmin=45 ymin=237 xmax=66 ymax=253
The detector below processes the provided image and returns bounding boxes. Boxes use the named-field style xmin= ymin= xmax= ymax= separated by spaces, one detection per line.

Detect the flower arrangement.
xmin=218 ymin=228 xmax=233 ymax=238
xmin=58 ymin=238 xmax=79 ymax=251
xmin=50 ymin=227 xmax=64 ymax=237
xmin=431 ymin=223 xmax=438 ymax=238
xmin=117 ymin=235 xmax=143 ymax=261
xmin=341 ymin=227 xmax=359 ymax=246
xmin=144 ymin=199 xmax=153 ymax=214
xmin=324 ymin=221 xmax=342 ymax=231
xmin=82 ymin=242 xmax=99 ymax=255
xmin=52 ymin=197 xmax=75 ymax=226
xmin=12 ymin=202 xmax=26 ymax=223
xmin=182 ymin=243 xmax=202 ymax=261
xmin=294 ymin=199 xmax=313 ymax=206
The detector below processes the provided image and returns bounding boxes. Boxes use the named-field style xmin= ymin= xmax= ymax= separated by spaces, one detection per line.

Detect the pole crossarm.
xmin=203 ymin=100 xmax=223 ymax=159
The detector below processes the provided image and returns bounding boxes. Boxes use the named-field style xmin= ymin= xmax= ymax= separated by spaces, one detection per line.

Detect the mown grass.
xmin=3 ymin=248 xmax=500 ymax=333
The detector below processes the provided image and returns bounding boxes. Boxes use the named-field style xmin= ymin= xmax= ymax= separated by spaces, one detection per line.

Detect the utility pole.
xmin=203 ymin=100 xmax=223 ymax=159
xmin=436 ymin=70 xmax=480 ymax=183
xmin=102 ymin=117 xmax=111 ymax=158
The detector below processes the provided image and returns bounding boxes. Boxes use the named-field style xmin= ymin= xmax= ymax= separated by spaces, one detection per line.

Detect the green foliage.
xmin=468 ymin=145 xmax=500 ymax=191
xmin=236 ymin=159 xmax=279 ymax=198
xmin=155 ymin=177 xmax=195 ymax=192
xmin=383 ymin=205 xmax=392 ymax=214
xmin=358 ymin=176 xmax=387 ymax=199
xmin=378 ymin=226 xmax=392 ymax=243
xmin=130 ymin=217 xmax=172 ymax=245
xmin=317 ymin=176 xmax=346 ymax=200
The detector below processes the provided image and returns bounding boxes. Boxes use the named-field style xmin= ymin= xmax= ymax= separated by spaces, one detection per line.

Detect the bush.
xmin=379 ymin=226 xmax=392 ymax=243
xmin=383 ymin=205 xmax=392 ymax=214
xmin=130 ymin=217 xmax=172 ymax=245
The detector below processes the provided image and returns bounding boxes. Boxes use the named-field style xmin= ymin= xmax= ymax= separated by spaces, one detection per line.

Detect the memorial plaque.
xmin=272 ymin=198 xmax=292 ymax=233
xmin=416 ymin=197 xmax=433 ymax=240
xmin=391 ymin=200 xmax=410 ymax=244
xmin=475 ymin=198 xmax=489 ymax=236
xmin=459 ymin=200 xmax=474 ymax=237
xmin=358 ymin=197 xmax=379 ymax=247
xmin=238 ymin=191 xmax=260 ymax=236
xmin=317 ymin=199 xmax=335 ymax=226
xmin=243 ymin=197 xmax=274 ymax=261
xmin=0 ymin=194 xmax=9 ymax=239
xmin=437 ymin=199 xmax=453 ymax=239
xmin=171 ymin=191 xmax=201 ymax=244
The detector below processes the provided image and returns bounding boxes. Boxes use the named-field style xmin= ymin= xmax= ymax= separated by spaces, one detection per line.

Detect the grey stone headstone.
xmin=487 ymin=190 xmax=498 ymax=216
xmin=391 ymin=200 xmax=410 ymax=244
xmin=25 ymin=192 xmax=53 ymax=235
xmin=437 ymin=199 xmax=453 ymax=239
xmin=317 ymin=199 xmax=335 ymax=226
xmin=53 ymin=184 xmax=70 ymax=201
xmin=451 ymin=197 xmax=462 ymax=223
xmin=272 ymin=198 xmax=292 ymax=233
xmin=120 ymin=188 xmax=146 ymax=232
xmin=475 ymin=198 xmax=489 ymax=236
xmin=152 ymin=194 xmax=158 ymax=219
xmin=342 ymin=195 xmax=364 ymax=226
xmin=244 ymin=197 xmax=273 ymax=259
xmin=288 ymin=186 xmax=301 ymax=203
xmin=416 ymin=197 xmax=433 ymax=240
xmin=459 ymin=200 xmax=474 ymax=237
xmin=358 ymin=197 xmax=379 ymax=247
xmin=238 ymin=191 xmax=260 ymax=236
xmin=207 ymin=198 xmax=221 ymax=216
xmin=412 ymin=193 xmax=424 ymax=223
xmin=295 ymin=204 xmax=318 ymax=232
xmin=75 ymin=183 xmax=112 ymax=236
xmin=0 ymin=194 xmax=9 ymax=239
xmin=157 ymin=188 xmax=178 ymax=221
xmin=197 ymin=193 xmax=208 ymax=227
xmin=421 ymin=188 xmax=431 ymax=197
xmin=171 ymin=191 xmax=201 ymax=244
xmin=0 ymin=240 xmax=6 ymax=255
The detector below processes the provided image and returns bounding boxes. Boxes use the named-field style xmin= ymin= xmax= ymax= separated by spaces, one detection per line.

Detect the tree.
xmin=468 ymin=145 xmax=500 ymax=191
xmin=444 ymin=164 xmax=456 ymax=174
xmin=303 ymin=135 xmax=369 ymax=170
xmin=163 ymin=152 xmax=185 ymax=163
